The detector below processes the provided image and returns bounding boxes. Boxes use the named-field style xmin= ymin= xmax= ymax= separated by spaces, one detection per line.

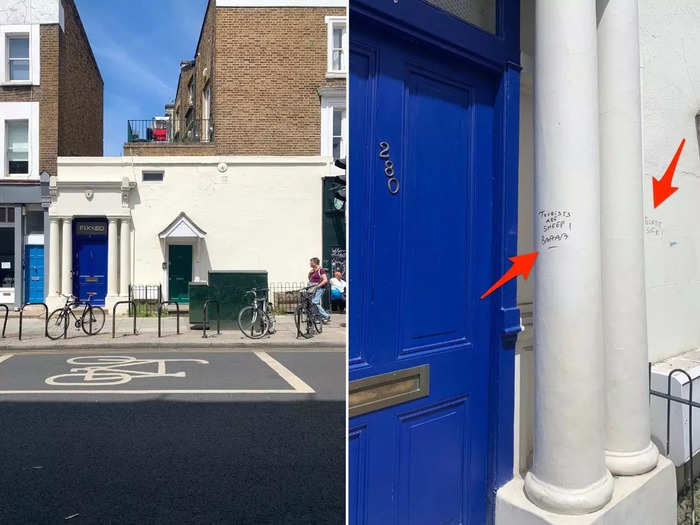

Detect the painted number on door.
xmin=379 ymin=141 xmax=400 ymax=194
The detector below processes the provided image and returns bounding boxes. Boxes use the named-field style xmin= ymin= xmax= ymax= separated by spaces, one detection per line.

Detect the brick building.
xmin=0 ymin=0 xmax=102 ymax=307
xmin=124 ymin=0 xmax=346 ymax=160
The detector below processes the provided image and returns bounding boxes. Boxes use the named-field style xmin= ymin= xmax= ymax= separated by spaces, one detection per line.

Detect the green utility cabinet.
xmin=188 ymin=270 xmax=268 ymax=329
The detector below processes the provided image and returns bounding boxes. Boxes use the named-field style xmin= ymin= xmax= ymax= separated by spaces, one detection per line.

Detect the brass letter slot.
xmin=349 ymin=364 xmax=430 ymax=417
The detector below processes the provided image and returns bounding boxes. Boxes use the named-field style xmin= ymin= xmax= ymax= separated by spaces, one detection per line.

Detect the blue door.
xmin=349 ymin=4 xmax=520 ymax=523
xmin=73 ymin=219 xmax=108 ymax=306
xmin=24 ymin=245 xmax=44 ymax=304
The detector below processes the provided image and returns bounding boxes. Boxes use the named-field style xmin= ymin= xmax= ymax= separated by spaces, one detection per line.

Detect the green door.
xmin=169 ymin=244 xmax=192 ymax=303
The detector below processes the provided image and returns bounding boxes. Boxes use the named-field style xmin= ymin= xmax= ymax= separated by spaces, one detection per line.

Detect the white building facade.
xmin=46 ymin=156 xmax=333 ymax=311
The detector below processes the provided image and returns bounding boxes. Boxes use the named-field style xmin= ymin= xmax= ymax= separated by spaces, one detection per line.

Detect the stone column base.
xmin=496 ymin=456 xmax=676 ymax=525
xmin=105 ymin=296 xmax=129 ymax=315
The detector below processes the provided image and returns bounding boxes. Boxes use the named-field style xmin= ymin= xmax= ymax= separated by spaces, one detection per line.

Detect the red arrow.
xmin=653 ymin=138 xmax=685 ymax=208
xmin=480 ymin=251 xmax=539 ymax=300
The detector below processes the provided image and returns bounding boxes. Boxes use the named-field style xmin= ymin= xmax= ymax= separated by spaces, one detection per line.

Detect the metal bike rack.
xmin=0 ymin=304 xmax=7 ymax=338
xmin=649 ymin=363 xmax=697 ymax=523
xmin=18 ymin=302 xmax=49 ymax=340
xmin=202 ymin=300 xmax=221 ymax=338
xmin=112 ymin=300 xmax=137 ymax=338
xmin=158 ymin=301 xmax=181 ymax=337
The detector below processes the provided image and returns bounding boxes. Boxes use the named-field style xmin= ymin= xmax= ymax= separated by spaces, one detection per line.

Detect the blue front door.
xmin=24 ymin=245 xmax=44 ymax=304
xmin=349 ymin=12 xmax=505 ymax=525
xmin=73 ymin=219 xmax=108 ymax=306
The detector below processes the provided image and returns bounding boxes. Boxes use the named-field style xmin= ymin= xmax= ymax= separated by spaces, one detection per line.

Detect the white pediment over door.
xmin=158 ymin=212 xmax=207 ymax=240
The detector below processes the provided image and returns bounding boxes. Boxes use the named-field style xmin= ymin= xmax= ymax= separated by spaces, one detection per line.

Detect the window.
xmin=6 ymin=120 xmax=29 ymax=175
xmin=0 ymin=207 xmax=15 ymax=224
xmin=320 ymin=90 xmax=347 ymax=167
xmin=142 ymin=171 xmax=164 ymax=182
xmin=202 ymin=82 xmax=211 ymax=142
xmin=7 ymin=35 xmax=29 ymax=81
xmin=332 ymin=107 xmax=344 ymax=160
xmin=325 ymin=17 xmax=347 ymax=76
xmin=188 ymin=78 xmax=194 ymax=106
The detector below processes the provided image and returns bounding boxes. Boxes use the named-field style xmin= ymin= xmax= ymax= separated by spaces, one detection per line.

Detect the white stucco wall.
xmin=0 ymin=0 xmax=63 ymax=27
xmin=639 ymin=0 xmax=700 ymax=363
xmin=52 ymin=156 xmax=332 ymax=292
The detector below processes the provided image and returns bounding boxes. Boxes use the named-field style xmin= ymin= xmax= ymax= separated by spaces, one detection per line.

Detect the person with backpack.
xmin=307 ymin=257 xmax=331 ymax=323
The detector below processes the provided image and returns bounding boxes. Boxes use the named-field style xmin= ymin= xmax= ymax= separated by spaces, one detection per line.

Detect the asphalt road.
xmin=0 ymin=348 xmax=345 ymax=524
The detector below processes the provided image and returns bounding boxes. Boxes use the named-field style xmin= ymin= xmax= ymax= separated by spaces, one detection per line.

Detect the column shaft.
xmin=60 ymin=218 xmax=72 ymax=296
xmin=525 ymin=0 xmax=613 ymax=514
xmin=598 ymin=0 xmax=658 ymax=475
xmin=119 ymin=219 xmax=130 ymax=296
xmin=107 ymin=218 xmax=119 ymax=297
xmin=48 ymin=218 xmax=60 ymax=297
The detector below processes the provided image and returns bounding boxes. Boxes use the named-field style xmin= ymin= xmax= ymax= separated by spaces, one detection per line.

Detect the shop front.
xmin=0 ymin=175 xmax=49 ymax=308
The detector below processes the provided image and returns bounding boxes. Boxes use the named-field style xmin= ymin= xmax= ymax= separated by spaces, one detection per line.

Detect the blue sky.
xmin=75 ymin=0 xmax=209 ymax=156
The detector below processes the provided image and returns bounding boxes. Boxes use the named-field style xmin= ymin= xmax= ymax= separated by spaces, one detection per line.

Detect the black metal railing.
xmin=649 ymin=363 xmax=698 ymax=524
xmin=112 ymin=301 xmax=137 ymax=338
xmin=269 ymin=282 xmax=335 ymax=314
xmin=158 ymin=301 xmax=181 ymax=338
xmin=127 ymin=119 xmax=213 ymax=144
xmin=128 ymin=284 xmax=162 ymax=317
xmin=0 ymin=304 xmax=7 ymax=338
xmin=18 ymin=303 xmax=48 ymax=340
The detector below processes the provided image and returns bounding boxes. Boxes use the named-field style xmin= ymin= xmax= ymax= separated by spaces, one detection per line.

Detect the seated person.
xmin=329 ymin=271 xmax=346 ymax=312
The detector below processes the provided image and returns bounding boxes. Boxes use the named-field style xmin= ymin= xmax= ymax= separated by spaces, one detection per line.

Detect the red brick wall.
xmin=58 ymin=0 xmax=103 ymax=158
xmin=214 ymin=7 xmax=346 ymax=155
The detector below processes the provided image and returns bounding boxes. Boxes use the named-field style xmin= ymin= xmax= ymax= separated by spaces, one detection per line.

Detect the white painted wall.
xmin=639 ymin=0 xmax=700 ymax=363
xmin=53 ymin=156 xmax=332 ymax=293
xmin=0 ymin=0 xmax=62 ymax=26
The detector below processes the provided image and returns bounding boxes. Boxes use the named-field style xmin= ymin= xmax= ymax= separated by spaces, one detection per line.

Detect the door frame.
xmin=165 ymin=240 xmax=196 ymax=303
xmin=349 ymin=1 xmax=521 ymax=519
xmin=24 ymin=244 xmax=44 ymax=303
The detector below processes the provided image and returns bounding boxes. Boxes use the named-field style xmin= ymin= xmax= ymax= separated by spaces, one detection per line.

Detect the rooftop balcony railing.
xmin=126 ymin=119 xmax=213 ymax=144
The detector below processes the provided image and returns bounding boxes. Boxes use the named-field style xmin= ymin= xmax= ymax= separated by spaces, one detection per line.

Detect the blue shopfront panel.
xmin=24 ymin=245 xmax=44 ymax=304
xmin=73 ymin=219 xmax=108 ymax=305
xmin=349 ymin=2 xmax=521 ymax=524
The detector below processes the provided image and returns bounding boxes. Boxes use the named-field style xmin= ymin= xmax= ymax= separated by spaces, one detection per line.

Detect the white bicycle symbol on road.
xmin=45 ymin=356 xmax=210 ymax=386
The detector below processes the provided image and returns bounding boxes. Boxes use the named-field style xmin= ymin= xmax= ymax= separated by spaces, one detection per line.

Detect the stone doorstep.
xmin=495 ymin=456 xmax=676 ymax=525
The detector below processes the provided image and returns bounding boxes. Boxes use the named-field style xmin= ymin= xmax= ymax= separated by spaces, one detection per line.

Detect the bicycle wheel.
xmin=309 ymin=303 xmax=323 ymax=334
xmin=238 ymin=306 xmax=269 ymax=339
xmin=266 ymin=304 xmax=276 ymax=335
xmin=82 ymin=305 xmax=105 ymax=335
xmin=294 ymin=303 xmax=310 ymax=338
xmin=47 ymin=309 xmax=68 ymax=340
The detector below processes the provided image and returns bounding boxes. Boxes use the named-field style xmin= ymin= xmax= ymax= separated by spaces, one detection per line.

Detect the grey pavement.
xmin=0 ymin=348 xmax=345 ymax=523
xmin=0 ymin=312 xmax=346 ymax=350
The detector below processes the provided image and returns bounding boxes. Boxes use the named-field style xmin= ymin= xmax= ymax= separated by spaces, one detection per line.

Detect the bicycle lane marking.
xmin=255 ymin=351 xmax=315 ymax=393
xmin=0 ymin=352 xmax=316 ymax=395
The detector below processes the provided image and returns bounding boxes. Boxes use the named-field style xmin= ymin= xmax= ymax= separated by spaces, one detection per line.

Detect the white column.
xmin=525 ymin=0 xmax=613 ymax=514
xmin=48 ymin=217 xmax=61 ymax=297
xmin=598 ymin=0 xmax=659 ymax=476
xmin=60 ymin=218 xmax=72 ymax=296
xmin=119 ymin=218 xmax=131 ymax=297
xmin=107 ymin=218 xmax=119 ymax=298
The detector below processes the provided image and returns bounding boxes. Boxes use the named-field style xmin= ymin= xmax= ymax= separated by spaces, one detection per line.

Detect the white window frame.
xmin=320 ymin=89 xmax=347 ymax=173
xmin=202 ymin=82 xmax=211 ymax=142
xmin=0 ymin=25 xmax=40 ymax=85
xmin=325 ymin=16 xmax=347 ymax=78
xmin=0 ymin=102 xmax=39 ymax=180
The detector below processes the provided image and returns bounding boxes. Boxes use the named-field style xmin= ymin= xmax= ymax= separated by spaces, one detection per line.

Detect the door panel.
xmin=349 ymin=18 xmax=496 ymax=525
xmin=73 ymin=220 xmax=108 ymax=306
xmin=24 ymin=245 xmax=44 ymax=304
xmin=169 ymin=245 xmax=192 ymax=303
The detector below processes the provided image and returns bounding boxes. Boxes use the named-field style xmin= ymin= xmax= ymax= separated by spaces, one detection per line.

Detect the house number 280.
xmin=379 ymin=141 xmax=400 ymax=194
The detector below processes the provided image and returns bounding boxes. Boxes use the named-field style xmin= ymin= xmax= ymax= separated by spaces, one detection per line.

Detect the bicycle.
xmin=47 ymin=293 xmax=106 ymax=340
xmin=238 ymin=288 xmax=276 ymax=339
xmin=294 ymin=286 xmax=324 ymax=338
